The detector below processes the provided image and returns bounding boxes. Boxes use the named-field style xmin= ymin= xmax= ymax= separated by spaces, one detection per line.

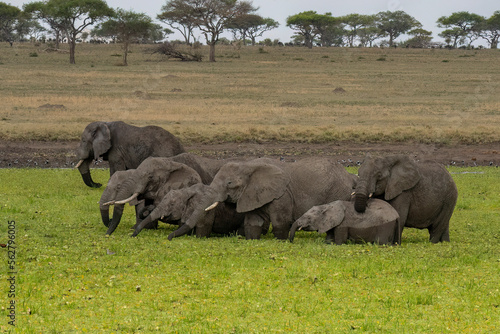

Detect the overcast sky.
xmin=8 ymin=0 xmax=499 ymax=45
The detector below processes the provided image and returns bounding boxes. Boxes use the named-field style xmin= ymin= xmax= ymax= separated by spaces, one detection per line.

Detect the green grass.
xmin=1 ymin=167 xmax=499 ymax=332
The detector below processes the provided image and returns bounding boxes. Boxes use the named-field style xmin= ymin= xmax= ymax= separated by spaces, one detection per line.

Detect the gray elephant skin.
xmin=100 ymin=157 xmax=202 ymax=235
xmin=190 ymin=157 xmax=358 ymax=240
xmin=354 ymin=154 xmax=458 ymax=243
xmin=132 ymin=183 xmax=250 ymax=238
xmin=289 ymin=199 xmax=401 ymax=245
xmin=76 ymin=121 xmax=185 ymax=188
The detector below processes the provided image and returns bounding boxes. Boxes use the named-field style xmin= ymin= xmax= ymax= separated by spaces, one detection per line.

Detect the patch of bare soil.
xmin=0 ymin=140 xmax=498 ymax=169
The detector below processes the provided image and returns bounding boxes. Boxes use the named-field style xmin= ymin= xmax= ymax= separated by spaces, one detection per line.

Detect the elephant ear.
xmin=92 ymin=122 xmax=111 ymax=160
xmin=163 ymin=163 xmax=202 ymax=192
xmin=316 ymin=202 xmax=346 ymax=233
xmin=237 ymin=163 xmax=290 ymax=213
xmin=385 ymin=156 xmax=421 ymax=201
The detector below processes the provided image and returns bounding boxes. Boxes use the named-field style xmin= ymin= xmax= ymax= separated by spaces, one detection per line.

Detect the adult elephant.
xmin=75 ymin=121 xmax=185 ymax=188
xmin=353 ymin=154 xmax=458 ymax=243
xmin=189 ymin=157 xmax=357 ymax=240
xmin=132 ymin=183 xmax=251 ymax=238
xmin=100 ymin=157 xmax=202 ymax=235
xmin=289 ymin=199 xmax=401 ymax=245
xmin=99 ymin=153 xmax=238 ymax=235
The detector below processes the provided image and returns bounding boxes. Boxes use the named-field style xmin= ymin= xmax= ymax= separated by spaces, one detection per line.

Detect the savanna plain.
xmin=0 ymin=43 xmax=499 ymax=332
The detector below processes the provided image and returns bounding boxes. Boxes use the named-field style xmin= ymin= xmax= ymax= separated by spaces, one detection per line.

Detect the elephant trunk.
xmin=100 ymin=207 xmax=110 ymax=227
xmin=106 ymin=204 xmax=125 ymax=236
xmin=78 ymin=159 xmax=101 ymax=188
xmin=131 ymin=207 xmax=162 ymax=237
xmin=354 ymin=193 xmax=369 ymax=213
xmin=168 ymin=223 xmax=193 ymax=241
xmin=289 ymin=220 xmax=300 ymax=242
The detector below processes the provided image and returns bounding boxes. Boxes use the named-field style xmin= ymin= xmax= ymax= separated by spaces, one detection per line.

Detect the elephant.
xmin=100 ymin=157 xmax=202 ymax=235
xmin=289 ymin=199 xmax=401 ymax=245
xmin=99 ymin=153 xmax=239 ymax=235
xmin=185 ymin=157 xmax=358 ymax=240
xmin=75 ymin=121 xmax=185 ymax=188
xmin=353 ymin=154 xmax=458 ymax=243
xmin=131 ymin=183 xmax=251 ymax=238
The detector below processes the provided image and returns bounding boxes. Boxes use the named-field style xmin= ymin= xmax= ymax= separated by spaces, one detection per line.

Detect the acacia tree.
xmin=342 ymin=13 xmax=375 ymax=47
xmin=405 ymin=28 xmax=433 ymax=48
xmin=286 ymin=11 xmax=321 ymax=48
xmin=157 ymin=0 xmax=197 ymax=45
xmin=437 ymin=11 xmax=484 ymax=48
xmin=24 ymin=1 xmax=68 ymax=48
xmin=227 ymin=14 xmax=278 ymax=45
xmin=193 ymin=0 xmax=255 ymax=61
xmin=377 ymin=10 xmax=421 ymax=47
xmin=478 ymin=11 xmax=500 ymax=49
xmin=26 ymin=0 xmax=114 ymax=64
xmin=0 ymin=2 xmax=21 ymax=44
xmin=94 ymin=9 xmax=156 ymax=66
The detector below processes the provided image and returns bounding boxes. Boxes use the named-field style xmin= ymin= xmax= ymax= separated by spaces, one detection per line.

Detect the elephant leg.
xmin=244 ymin=213 xmax=266 ymax=240
xmin=269 ymin=211 xmax=292 ymax=240
xmin=428 ymin=201 xmax=455 ymax=243
xmin=334 ymin=226 xmax=348 ymax=245
xmin=325 ymin=230 xmax=335 ymax=244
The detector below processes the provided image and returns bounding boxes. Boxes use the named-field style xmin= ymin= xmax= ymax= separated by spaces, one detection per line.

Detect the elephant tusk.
xmin=351 ymin=191 xmax=356 ymax=196
xmin=74 ymin=159 xmax=84 ymax=169
xmin=369 ymin=193 xmax=373 ymax=198
xmin=103 ymin=200 xmax=115 ymax=206
xmin=205 ymin=202 xmax=219 ymax=211
xmin=115 ymin=193 xmax=139 ymax=205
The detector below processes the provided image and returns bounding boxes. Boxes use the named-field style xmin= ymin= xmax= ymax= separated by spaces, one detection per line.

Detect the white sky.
xmin=8 ymin=0 xmax=499 ymax=46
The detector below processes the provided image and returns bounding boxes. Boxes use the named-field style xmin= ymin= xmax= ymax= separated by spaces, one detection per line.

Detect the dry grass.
xmin=0 ymin=42 xmax=499 ymax=144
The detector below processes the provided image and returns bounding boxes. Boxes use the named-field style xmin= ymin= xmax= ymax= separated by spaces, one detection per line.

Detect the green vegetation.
xmin=0 ymin=167 xmax=498 ymax=332
xmin=1 ymin=43 xmax=499 ymax=145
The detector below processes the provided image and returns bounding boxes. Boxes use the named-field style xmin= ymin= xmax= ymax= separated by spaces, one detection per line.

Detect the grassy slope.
xmin=0 ymin=43 xmax=499 ymax=144
xmin=0 ymin=168 xmax=498 ymax=332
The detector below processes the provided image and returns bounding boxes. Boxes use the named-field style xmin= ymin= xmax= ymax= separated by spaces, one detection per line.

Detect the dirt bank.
xmin=1 ymin=140 xmax=498 ymax=169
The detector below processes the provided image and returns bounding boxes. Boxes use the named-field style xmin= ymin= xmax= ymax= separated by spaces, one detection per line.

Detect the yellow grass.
xmin=0 ymin=42 xmax=499 ymax=144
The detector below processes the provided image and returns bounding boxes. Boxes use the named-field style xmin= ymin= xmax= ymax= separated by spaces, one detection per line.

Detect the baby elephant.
xmin=289 ymin=199 xmax=401 ymax=245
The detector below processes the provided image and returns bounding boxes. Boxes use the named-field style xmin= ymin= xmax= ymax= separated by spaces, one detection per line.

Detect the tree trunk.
xmin=208 ymin=42 xmax=216 ymax=62
xmin=123 ymin=41 xmax=129 ymax=66
xmin=69 ymin=34 xmax=76 ymax=64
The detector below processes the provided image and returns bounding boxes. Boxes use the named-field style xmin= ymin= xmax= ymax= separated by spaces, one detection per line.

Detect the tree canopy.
xmin=94 ymin=9 xmax=157 ymax=65
xmin=0 ymin=2 xmax=21 ymax=43
xmin=377 ymin=10 xmax=421 ymax=46
xmin=25 ymin=0 xmax=114 ymax=63
xmin=437 ymin=11 xmax=484 ymax=47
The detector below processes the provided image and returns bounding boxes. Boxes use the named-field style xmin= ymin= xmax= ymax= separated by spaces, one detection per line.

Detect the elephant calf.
xmin=289 ymin=199 xmax=401 ymax=245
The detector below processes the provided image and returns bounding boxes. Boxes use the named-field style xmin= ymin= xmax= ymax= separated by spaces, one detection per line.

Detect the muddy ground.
xmin=0 ymin=140 xmax=498 ymax=169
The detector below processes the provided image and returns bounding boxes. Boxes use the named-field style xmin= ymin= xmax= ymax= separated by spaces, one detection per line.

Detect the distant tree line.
xmin=1 ymin=0 xmax=499 ymax=64
xmin=286 ymin=10 xmax=500 ymax=49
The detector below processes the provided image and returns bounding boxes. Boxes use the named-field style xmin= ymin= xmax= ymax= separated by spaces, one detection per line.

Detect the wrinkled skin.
xmin=132 ymin=184 xmax=255 ymax=238
xmin=76 ymin=121 xmax=185 ymax=188
xmin=187 ymin=157 xmax=357 ymax=240
xmin=101 ymin=157 xmax=202 ymax=235
xmin=289 ymin=199 xmax=401 ymax=245
xmin=354 ymin=154 xmax=458 ymax=243
xmin=99 ymin=153 xmax=236 ymax=235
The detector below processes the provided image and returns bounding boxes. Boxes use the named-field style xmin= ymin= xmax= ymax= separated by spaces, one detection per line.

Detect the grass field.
xmin=1 ymin=42 xmax=499 ymax=332
xmin=0 ymin=43 xmax=499 ymax=144
xmin=0 ymin=167 xmax=498 ymax=332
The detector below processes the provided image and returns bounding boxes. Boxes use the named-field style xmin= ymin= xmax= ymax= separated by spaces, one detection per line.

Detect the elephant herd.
xmin=76 ymin=121 xmax=458 ymax=245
